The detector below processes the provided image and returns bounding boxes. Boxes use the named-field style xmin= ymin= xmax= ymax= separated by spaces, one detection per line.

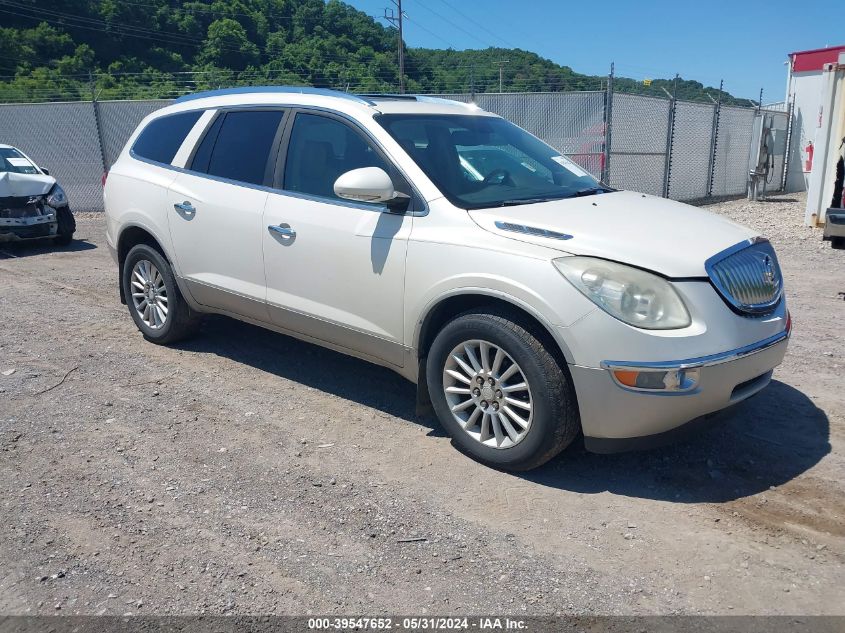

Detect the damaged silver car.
xmin=0 ymin=144 xmax=75 ymax=245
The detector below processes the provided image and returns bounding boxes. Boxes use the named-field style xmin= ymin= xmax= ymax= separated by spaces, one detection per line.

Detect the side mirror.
xmin=41 ymin=168 xmax=50 ymax=175
xmin=334 ymin=167 xmax=409 ymax=211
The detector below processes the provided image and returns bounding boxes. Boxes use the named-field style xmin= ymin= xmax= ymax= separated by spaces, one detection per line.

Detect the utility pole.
xmin=383 ymin=0 xmax=406 ymax=93
xmin=494 ymin=59 xmax=509 ymax=92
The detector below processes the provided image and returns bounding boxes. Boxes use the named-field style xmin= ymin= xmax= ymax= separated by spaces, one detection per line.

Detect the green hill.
xmin=0 ymin=0 xmax=749 ymax=105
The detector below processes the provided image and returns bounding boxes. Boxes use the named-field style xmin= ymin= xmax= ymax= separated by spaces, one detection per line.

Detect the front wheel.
xmin=122 ymin=244 xmax=200 ymax=344
xmin=53 ymin=206 xmax=75 ymax=245
xmin=426 ymin=308 xmax=580 ymax=471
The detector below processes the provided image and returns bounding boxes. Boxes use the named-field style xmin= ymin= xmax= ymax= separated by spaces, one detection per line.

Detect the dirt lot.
xmin=0 ymin=192 xmax=843 ymax=616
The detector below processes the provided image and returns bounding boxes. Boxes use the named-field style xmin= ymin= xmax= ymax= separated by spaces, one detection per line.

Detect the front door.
xmin=262 ymin=111 xmax=413 ymax=367
xmin=166 ymin=108 xmax=286 ymax=321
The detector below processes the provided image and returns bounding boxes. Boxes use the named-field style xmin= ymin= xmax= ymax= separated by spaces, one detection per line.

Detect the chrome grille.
xmin=706 ymin=240 xmax=783 ymax=315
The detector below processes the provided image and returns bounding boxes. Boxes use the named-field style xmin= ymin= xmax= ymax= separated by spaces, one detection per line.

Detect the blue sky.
xmin=346 ymin=0 xmax=838 ymax=101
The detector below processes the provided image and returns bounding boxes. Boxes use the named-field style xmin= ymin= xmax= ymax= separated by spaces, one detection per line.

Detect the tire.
xmin=53 ymin=206 xmax=76 ymax=246
xmin=426 ymin=307 xmax=580 ymax=471
xmin=831 ymin=236 xmax=845 ymax=250
xmin=122 ymin=243 xmax=201 ymax=344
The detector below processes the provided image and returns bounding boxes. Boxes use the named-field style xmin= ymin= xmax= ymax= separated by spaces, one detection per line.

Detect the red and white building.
xmin=784 ymin=45 xmax=845 ymax=196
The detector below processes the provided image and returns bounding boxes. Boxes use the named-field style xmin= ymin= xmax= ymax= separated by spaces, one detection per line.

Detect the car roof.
xmin=0 ymin=144 xmax=17 ymax=149
xmin=160 ymin=86 xmax=496 ymax=118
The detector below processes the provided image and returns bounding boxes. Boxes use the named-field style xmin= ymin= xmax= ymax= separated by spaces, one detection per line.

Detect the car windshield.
xmin=376 ymin=113 xmax=610 ymax=209
xmin=0 ymin=147 xmax=39 ymax=175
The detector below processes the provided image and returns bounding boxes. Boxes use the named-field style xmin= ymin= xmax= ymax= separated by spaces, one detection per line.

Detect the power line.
xmin=430 ymin=0 xmax=518 ymax=49
xmin=0 ymin=1 xmax=410 ymax=71
xmin=403 ymin=13 xmax=456 ymax=49
xmin=112 ymin=0 xmax=298 ymax=22
xmin=405 ymin=0 xmax=492 ymax=48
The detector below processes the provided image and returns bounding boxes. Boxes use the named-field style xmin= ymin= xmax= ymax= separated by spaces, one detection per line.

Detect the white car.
xmin=0 ymin=144 xmax=75 ymax=244
xmin=104 ymin=88 xmax=789 ymax=470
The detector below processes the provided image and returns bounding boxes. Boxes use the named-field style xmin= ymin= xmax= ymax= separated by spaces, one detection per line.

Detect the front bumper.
xmin=571 ymin=329 xmax=789 ymax=450
xmin=0 ymin=212 xmax=57 ymax=242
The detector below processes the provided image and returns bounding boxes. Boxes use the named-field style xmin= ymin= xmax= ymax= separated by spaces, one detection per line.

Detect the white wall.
xmin=786 ymin=70 xmax=827 ymax=192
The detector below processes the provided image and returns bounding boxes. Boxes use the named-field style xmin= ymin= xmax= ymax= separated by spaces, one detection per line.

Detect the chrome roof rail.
xmin=173 ymin=86 xmax=375 ymax=105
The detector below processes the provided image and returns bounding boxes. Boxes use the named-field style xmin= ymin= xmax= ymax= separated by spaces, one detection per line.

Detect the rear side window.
xmin=189 ymin=113 xmax=225 ymax=174
xmin=132 ymin=111 xmax=202 ymax=164
xmin=191 ymin=110 xmax=284 ymax=186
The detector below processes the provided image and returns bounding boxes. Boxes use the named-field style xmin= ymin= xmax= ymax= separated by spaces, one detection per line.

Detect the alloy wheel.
xmin=442 ymin=339 xmax=533 ymax=449
xmin=130 ymin=259 xmax=168 ymax=330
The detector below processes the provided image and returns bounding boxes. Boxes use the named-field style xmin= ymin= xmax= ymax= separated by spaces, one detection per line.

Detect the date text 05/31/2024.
xmin=307 ymin=617 xmax=528 ymax=630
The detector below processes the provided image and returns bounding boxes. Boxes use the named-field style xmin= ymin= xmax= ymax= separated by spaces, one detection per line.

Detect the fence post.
xmin=662 ymin=74 xmax=678 ymax=198
xmin=601 ymin=62 xmax=614 ymax=184
xmin=89 ymin=71 xmax=108 ymax=174
xmin=780 ymin=96 xmax=795 ymax=192
xmin=706 ymin=79 xmax=723 ymax=197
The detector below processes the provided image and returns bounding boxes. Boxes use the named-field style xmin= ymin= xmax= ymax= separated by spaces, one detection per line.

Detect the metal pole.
xmin=89 ymin=71 xmax=108 ymax=174
xmin=397 ymin=0 xmax=405 ymax=94
xmin=662 ymin=74 xmax=679 ymax=198
xmin=706 ymin=79 xmax=723 ymax=197
xmin=781 ymin=96 xmax=795 ymax=192
xmin=494 ymin=59 xmax=509 ymax=92
xmin=602 ymin=62 xmax=614 ymax=184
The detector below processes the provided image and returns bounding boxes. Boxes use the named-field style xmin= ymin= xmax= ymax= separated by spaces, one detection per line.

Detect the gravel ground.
xmin=0 ymin=192 xmax=843 ymax=616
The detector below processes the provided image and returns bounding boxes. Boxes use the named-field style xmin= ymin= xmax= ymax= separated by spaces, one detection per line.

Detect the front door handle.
xmin=174 ymin=201 xmax=195 ymax=213
xmin=268 ymin=224 xmax=296 ymax=239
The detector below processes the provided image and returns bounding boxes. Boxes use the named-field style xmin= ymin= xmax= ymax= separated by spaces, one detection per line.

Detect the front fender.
xmin=410 ymin=280 xmax=595 ymax=366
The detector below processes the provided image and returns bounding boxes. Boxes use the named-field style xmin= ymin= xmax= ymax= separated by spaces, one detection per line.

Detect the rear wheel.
xmin=426 ymin=308 xmax=580 ymax=471
xmin=122 ymin=243 xmax=201 ymax=344
xmin=53 ymin=206 xmax=75 ymax=245
xmin=831 ymin=236 xmax=845 ymax=250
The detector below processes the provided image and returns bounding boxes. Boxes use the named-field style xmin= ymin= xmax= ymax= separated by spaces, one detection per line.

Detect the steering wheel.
xmin=483 ymin=168 xmax=512 ymax=186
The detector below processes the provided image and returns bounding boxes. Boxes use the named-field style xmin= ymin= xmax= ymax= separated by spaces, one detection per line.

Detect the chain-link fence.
xmin=606 ymin=93 xmax=671 ymax=196
xmin=0 ymin=102 xmax=105 ymax=211
xmin=0 ymin=90 xmax=790 ymax=212
xmin=96 ymin=99 xmax=172 ymax=168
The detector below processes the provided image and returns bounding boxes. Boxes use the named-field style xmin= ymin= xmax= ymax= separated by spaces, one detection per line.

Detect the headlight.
xmin=46 ymin=184 xmax=68 ymax=208
xmin=553 ymin=257 xmax=691 ymax=329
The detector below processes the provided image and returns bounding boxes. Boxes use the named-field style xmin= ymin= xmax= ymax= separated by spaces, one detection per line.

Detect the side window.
xmin=189 ymin=112 xmax=225 ymax=174
xmin=283 ymin=113 xmax=390 ymax=200
xmin=192 ymin=110 xmax=284 ymax=186
xmin=133 ymin=111 xmax=203 ymax=164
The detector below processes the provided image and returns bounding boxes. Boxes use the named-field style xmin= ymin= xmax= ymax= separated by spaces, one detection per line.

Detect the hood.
xmin=0 ymin=171 xmax=56 ymax=198
xmin=468 ymin=190 xmax=758 ymax=278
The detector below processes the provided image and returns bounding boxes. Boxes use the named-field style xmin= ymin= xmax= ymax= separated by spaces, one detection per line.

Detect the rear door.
xmin=166 ymin=108 xmax=286 ymax=321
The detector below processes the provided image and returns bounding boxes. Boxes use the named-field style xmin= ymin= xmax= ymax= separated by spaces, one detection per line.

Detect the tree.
xmin=198 ymin=18 xmax=260 ymax=71
xmin=0 ymin=0 xmax=750 ymax=104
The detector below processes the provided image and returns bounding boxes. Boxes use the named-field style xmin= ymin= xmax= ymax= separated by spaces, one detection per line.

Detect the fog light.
xmin=611 ymin=368 xmax=699 ymax=392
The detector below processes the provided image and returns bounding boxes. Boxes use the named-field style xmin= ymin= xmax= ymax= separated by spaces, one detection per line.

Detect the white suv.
xmin=104 ymin=88 xmax=790 ymax=470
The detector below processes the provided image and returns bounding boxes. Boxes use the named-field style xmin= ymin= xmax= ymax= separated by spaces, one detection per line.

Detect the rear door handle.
xmin=174 ymin=201 xmax=195 ymax=213
xmin=268 ymin=224 xmax=296 ymax=239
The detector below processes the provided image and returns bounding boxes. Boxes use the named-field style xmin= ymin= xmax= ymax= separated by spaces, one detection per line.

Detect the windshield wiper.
xmin=497 ymin=197 xmax=559 ymax=207
xmin=569 ymin=186 xmax=613 ymax=198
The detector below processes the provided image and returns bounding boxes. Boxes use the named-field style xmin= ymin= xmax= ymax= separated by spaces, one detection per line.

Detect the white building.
xmin=784 ymin=44 xmax=845 ymax=193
